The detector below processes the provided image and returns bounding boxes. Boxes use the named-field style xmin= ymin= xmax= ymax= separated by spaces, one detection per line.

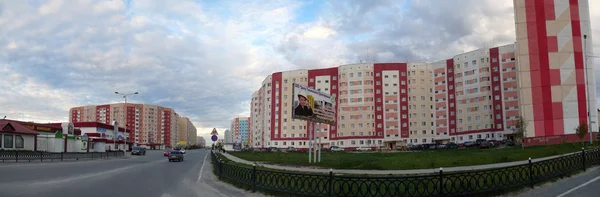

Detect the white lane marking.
xmin=22 ymin=159 xmax=163 ymax=186
xmin=196 ymin=152 xmax=209 ymax=183
xmin=556 ymin=175 xmax=600 ymax=197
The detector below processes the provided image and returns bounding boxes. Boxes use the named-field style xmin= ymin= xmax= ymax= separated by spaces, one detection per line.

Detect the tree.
xmin=575 ymin=123 xmax=588 ymax=145
xmin=512 ymin=116 xmax=527 ymax=148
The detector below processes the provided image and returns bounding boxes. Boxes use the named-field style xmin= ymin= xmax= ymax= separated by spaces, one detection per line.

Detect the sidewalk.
xmin=219 ymin=151 xmax=579 ymax=175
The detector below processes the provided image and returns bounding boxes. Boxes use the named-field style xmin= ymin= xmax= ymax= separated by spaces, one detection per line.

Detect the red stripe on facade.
xmin=270 ymin=73 xmax=280 ymax=141
xmin=446 ymin=59 xmax=457 ymax=135
xmin=569 ymin=0 xmax=588 ymax=126
xmin=374 ymin=63 xmax=405 ymax=139
xmin=278 ymin=74 xmax=283 ymax=140
xmin=399 ymin=64 xmax=409 ymax=138
xmin=524 ymin=0 xmax=552 ymax=136
xmin=489 ymin=48 xmax=505 ymax=132
xmin=307 ymin=68 xmax=339 ymax=140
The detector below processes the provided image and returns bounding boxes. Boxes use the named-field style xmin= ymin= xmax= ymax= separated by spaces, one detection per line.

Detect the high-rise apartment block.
xmin=177 ymin=116 xmax=198 ymax=146
xmin=248 ymin=0 xmax=597 ymax=149
xmin=230 ymin=117 xmax=251 ymax=145
xmin=224 ymin=129 xmax=232 ymax=144
xmin=69 ymin=103 xmax=197 ymax=149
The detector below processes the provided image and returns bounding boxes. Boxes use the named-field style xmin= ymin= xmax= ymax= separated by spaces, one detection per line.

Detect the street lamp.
xmin=584 ymin=35 xmax=599 ymax=144
xmin=115 ymin=91 xmax=138 ymax=151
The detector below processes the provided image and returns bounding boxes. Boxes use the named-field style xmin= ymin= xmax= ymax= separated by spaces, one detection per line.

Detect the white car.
xmin=356 ymin=147 xmax=372 ymax=151
xmin=330 ymin=146 xmax=344 ymax=152
xmin=179 ymin=149 xmax=186 ymax=154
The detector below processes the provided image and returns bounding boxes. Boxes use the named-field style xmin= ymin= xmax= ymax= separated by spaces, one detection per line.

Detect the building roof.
xmin=0 ymin=120 xmax=39 ymax=135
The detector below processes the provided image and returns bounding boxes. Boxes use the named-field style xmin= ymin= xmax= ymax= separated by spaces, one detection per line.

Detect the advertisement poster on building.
xmin=291 ymin=83 xmax=335 ymax=125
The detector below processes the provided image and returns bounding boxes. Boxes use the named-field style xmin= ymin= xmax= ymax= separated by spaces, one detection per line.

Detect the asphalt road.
xmin=0 ymin=149 xmax=268 ymax=197
xmin=514 ymin=166 xmax=600 ymax=197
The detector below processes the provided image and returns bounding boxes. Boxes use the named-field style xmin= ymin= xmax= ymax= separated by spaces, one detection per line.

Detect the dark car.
xmin=168 ymin=151 xmax=184 ymax=162
xmin=479 ymin=141 xmax=492 ymax=149
xmin=132 ymin=147 xmax=146 ymax=155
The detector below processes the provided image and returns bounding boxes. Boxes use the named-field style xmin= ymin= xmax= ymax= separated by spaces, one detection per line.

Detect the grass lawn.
xmin=229 ymin=142 xmax=600 ymax=170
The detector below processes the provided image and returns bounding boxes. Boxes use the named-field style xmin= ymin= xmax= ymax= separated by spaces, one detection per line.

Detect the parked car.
xmin=356 ymin=147 xmax=372 ymax=151
xmin=286 ymin=147 xmax=297 ymax=152
xmin=435 ymin=144 xmax=446 ymax=149
xmin=479 ymin=141 xmax=493 ymax=149
xmin=445 ymin=142 xmax=459 ymax=149
xmin=330 ymin=146 xmax=344 ymax=152
xmin=266 ymin=147 xmax=279 ymax=152
xmin=168 ymin=151 xmax=184 ymax=162
xmin=131 ymin=147 xmax=146 ymax=155
xmin=464 ymin=141 xmax=476 ymax=147
xmin=506 ymin=140 xmax=516 ymax=146
xmin=475 ymin=139 xmax=487 ymax=147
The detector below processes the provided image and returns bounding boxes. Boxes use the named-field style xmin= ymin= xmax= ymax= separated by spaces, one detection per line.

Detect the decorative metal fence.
xmin=211 ymin=148 xmax=600 ymax=197
xmin=0 ymin=151 xmax=125 ymax=162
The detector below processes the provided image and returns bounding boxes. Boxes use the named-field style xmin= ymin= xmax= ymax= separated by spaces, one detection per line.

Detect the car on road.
xmin=164 ymin=150 xmax=171 ymax=156
xmin=168 ymin=151 xmax=184 ymax=162
xmin=131 ymin=147 xmax=146 ymax=155
xmin=180 ymin=149 xmax=186 ymax=154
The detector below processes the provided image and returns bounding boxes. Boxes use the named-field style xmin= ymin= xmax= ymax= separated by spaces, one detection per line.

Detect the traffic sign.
xmin=211 ymin=135 xmax=218 ymax=142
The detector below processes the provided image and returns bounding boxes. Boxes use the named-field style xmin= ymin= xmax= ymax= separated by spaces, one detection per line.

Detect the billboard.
xmin=291 ymin=83 xmax=336 ymax=125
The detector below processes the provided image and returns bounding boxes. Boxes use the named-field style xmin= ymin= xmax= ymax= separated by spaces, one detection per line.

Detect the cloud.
xmin=0 ymin=0 xmax=599 ymax=138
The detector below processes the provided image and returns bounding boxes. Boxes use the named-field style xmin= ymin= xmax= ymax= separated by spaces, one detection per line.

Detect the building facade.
xmin=514 ymin=0 xmax=597 ymax=143
xmin=69 ymin=103 xmax=196 ymax=149
xmin=176 ymin=116 xmax=198 ymax=147
xmin=197 ymin=136 xmax=206 ymax=147
xmin=224 ymin=129 xmax=232 ymax=144
xmin=230 ymin=117 xmax=251 ymax=145
xmin=248 ymin=0 xmax=597 ymax=149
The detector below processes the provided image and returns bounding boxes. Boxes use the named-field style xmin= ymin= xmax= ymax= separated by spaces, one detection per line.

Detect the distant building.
xmin=69 ymin=103 xmax=193 ymax=149
xmin=224 ymin=129 xmax=232 ymax=144
xmin=230 ymin=117 xmax=250 ymax=145
xmin=177 ymin=116 xmax=197 ymax=147
xmin=197 ymin=136 xmax=206 ymax=147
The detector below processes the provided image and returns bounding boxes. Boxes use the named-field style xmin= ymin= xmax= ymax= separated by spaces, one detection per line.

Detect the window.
xmin=4 ymin=135 xmax=13 ymax=148
xmin=15 ymin=135 xmax=23 ymax=148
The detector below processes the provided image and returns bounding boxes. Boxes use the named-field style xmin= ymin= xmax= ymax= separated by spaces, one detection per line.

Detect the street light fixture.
xmin=584 ymin=35 xmax=599 ymax=145
xmin=115 ymin=91 xmax=139 ymax=151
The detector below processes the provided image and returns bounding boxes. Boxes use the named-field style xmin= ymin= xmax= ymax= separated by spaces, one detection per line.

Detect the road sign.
xmin=211 ymin=135 xmax=218 ymax=142
xmin=210 ymin=128 xmax=218 ymax=136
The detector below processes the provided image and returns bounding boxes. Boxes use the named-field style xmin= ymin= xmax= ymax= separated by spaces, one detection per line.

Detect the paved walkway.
xmin=219 ymin=151 xmax=580 ymax=175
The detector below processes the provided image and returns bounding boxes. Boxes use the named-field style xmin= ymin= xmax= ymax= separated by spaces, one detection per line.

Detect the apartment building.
xmin=176 ymin=116 xmax=198 ymax=146
xmin=69 ymin=103 xmax=195 ymax=149
xmin=224 ymin=129 xmax=232 ymax=144
xmin=248 ymin=0 xmax=597 ymax=149
xmin=230 ymin=117 xmax=251 ymax=145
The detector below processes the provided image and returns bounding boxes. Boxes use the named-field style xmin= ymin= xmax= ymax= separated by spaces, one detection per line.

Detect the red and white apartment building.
xmin=249 ymin=0 xmax=597 ymax=149
xmin=69 ymin=103 xmax=196 ymax=149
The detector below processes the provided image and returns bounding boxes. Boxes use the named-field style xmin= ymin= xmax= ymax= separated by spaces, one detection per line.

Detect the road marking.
xmin=196 ymin=152 xmax=209 ymax=183
xmin=19 ymin=159 xmax=163 ymax=186
xmin=556 ymin=175 xmax=600 ymax=197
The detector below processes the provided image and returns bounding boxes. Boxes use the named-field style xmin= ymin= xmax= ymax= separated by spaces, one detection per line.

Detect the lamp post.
xmin=115 ymin=91 xmax=138 ymax=151
xmin=584 ymin=35 xmax=599 ymax=144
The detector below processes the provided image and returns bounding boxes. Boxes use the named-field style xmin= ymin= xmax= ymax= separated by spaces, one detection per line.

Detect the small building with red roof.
xmin=0 ymin=119 xmax=39 ymax=151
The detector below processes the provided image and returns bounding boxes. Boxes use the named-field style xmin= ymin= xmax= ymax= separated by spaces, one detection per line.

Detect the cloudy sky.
xmin=1 ymin=0 xmax=599 ymax=143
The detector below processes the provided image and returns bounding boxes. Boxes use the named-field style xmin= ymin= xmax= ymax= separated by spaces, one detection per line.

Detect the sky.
xmin=1 ymin=0 xmax=599 ymax=144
